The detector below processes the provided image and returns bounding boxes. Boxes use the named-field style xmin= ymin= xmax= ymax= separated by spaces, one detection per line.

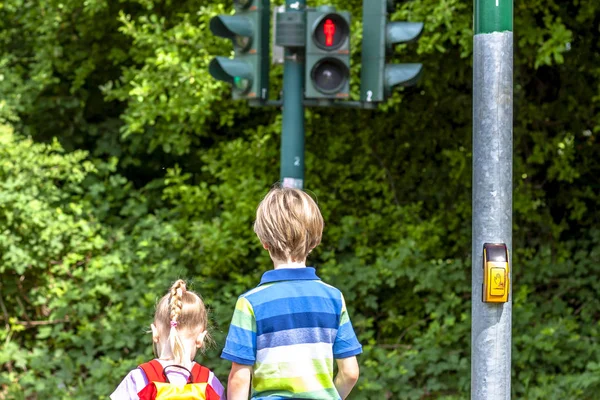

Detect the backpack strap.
xmin=192 ymin=364 xmax=221 ymax=400
xmin=138 ymin=360 xmax=167 ymax=383
xmin=205 ymin=384 xmax=221 ymax=400
xmin=190 ymin=363 xmax=210 ymax=384
xmin=140 ymin=360 xmax=210 ymax=384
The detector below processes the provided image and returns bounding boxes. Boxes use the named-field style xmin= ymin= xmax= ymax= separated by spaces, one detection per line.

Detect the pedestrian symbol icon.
xmin=490 ymin=267 xmax=506 ymax=296
xmin=494 ymin=272 xmax=504 ymax=289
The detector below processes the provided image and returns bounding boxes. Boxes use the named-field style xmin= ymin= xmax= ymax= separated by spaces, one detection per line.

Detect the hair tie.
xmin=170 ymin=321 xmax=177 ymax=328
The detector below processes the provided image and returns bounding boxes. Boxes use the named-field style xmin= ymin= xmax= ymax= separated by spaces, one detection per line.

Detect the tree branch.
xmin=14 ymin=319 xmax=68 ymax=328
xmin=0 ymin=286 xmax=9 ymax=331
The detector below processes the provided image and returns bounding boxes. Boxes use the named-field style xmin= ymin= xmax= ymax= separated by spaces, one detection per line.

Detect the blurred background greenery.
xmin=0 ymin=0 xmax=599 ymax=398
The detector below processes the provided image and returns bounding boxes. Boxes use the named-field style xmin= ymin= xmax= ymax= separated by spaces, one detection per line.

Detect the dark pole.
xmin=280 ymin=0 xmax=306 ymax=189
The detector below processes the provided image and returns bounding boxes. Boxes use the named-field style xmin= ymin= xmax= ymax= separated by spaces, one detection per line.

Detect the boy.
xmin=221 ymin=187 xmax=362 ymax=400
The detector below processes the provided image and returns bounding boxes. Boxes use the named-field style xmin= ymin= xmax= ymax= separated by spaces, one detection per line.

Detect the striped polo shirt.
xmin=221 ymin=267 xmax=362 ymax=400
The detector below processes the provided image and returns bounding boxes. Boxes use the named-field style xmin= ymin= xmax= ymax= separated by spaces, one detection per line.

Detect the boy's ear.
xmin=150 ymin=323 xmax=159 ymax=343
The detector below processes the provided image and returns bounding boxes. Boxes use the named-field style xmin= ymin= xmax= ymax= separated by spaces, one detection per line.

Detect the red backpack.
xmin=137 ymin=360 xmax=221 ymax=400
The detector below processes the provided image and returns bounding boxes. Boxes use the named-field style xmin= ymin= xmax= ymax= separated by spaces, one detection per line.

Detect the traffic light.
xmin=208 ymin=0 xmax=270 ymax=102
xmin=360 ymin=0 xmax=423 ymax=103
xmin=305 ymin=7 xmax=351 ymax=99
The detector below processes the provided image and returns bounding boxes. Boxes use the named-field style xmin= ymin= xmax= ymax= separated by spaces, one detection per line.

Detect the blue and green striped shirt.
xmin=221 ymin=267 xmax=362 ymax=400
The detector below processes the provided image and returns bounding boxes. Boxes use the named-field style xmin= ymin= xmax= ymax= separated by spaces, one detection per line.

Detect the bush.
xmin=1 ymin=0 xmax=600 ymax=398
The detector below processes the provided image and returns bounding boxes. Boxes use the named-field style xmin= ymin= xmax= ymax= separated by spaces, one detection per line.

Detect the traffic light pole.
xmin=280 ymin=0 xmax=306 ymax=189
xmin=471 ymin=0 xmax=513 ymax=399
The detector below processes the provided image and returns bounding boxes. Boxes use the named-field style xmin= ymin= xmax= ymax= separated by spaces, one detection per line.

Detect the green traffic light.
xmin=234 ymin=76 xmax=251 ymax=93
xmin=208 ymin=0 xmax=269 ymax=101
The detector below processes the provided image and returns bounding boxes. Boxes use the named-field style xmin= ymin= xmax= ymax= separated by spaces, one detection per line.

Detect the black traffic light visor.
xmin=210 ymin=15 xmax=253 ymax=39
xmin=385 ymin=63 xmax=423 ymax=91
xmin=209 ymin=57 xmax=253 ymax=86
xmin=386 ymin=22 xmax=424 ymax=45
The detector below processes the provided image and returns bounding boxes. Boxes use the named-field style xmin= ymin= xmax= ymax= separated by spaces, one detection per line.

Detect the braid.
xmin=169 ymin=280 xmax=185 ymax=324
xmin=168 ymin=279 xmax=188 ymax=368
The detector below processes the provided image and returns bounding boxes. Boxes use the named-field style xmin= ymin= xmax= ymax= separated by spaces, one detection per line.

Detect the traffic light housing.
xmin=360 ymin=0 xmax=423 ymax=102
xmin=305 ymin=7 xmax=351 ymax=99
xmin=209 ymin=0 xmax=270 ymax=102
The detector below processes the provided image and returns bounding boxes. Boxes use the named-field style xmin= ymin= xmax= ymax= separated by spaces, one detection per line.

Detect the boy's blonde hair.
xmin=155 ymin=280 xmax=210 ymax=367
xmin=254 ymin=187 xmax=324 ymax=262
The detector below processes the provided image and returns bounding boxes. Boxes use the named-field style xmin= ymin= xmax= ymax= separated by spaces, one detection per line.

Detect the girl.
xmin=111 ymin=279 xmax=224 ymax=399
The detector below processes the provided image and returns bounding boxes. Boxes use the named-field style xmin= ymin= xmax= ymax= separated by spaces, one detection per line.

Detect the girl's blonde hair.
xmin=154 ymin=280 xmax=210 ymax=366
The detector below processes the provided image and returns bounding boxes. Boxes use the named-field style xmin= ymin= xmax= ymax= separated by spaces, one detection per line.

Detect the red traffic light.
xmin=324 ymin=19 xmax=336 ymax=46
xmin=313 ymin=13 xmax=349 ymax=50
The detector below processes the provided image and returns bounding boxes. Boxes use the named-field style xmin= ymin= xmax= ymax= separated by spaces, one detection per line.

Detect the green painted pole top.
xmin=474 ymin=0 xmax=513 ymax=34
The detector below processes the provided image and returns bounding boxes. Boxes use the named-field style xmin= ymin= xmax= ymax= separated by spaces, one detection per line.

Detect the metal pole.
xmin=280 ymin=0 xmax=306 ymax=189
xmin=472 ymin=0 xmax=513 ymax=398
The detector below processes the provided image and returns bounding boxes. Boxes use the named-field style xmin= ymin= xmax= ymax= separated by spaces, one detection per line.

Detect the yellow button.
xmin=490 ymin=267 xmax=506 ymax=296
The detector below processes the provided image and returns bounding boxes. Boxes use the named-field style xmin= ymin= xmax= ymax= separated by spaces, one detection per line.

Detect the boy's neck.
xmin=272 ymin=258 xmax=307 ymax=270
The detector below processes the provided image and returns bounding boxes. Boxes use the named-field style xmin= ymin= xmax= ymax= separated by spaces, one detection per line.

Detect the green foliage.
xmin=1 ymin=0 xmax=599 ymax=399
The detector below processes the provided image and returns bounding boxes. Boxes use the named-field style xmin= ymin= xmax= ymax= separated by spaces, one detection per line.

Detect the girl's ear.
xmin=196 ymin=330 xmax=208 ymax=348
xmin=262 ymin=242 xmax=269 ymax=250
xmin=150 ymin=323 xmax=159 ymax=343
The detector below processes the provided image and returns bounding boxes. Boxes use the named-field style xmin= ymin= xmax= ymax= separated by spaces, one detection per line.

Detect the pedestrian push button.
xmin=482 ymin=243 xmax=509 ymax=303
